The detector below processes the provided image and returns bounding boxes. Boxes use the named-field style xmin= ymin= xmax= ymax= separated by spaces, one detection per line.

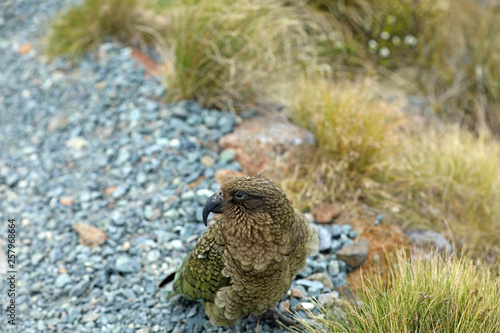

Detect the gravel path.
xmin=0 ymin=2 xmax=356 ymax=332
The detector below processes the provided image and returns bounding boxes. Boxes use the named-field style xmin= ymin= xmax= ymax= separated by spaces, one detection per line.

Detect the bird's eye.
xmin=234 ymin=191 xmax=246 ymax=200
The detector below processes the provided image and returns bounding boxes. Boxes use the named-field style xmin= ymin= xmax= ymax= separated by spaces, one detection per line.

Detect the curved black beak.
xmin=202 ymin=191 xmax=224 ymax=226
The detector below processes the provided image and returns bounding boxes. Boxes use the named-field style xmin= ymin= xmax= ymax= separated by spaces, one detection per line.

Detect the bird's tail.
xmin=159 ymin=262 xmax=184 ymax=299
xmin=158 ymin=271 xmax=176 ymax=288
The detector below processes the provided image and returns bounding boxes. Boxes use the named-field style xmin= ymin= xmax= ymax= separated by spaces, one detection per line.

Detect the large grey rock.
xmin=336 ymin=240 xmax=370 ymax=268
xmin=406 ymin=229 xmax=453 ymax=255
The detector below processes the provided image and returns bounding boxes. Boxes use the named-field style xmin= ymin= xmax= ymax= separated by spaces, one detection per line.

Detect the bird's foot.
xmin=248 ymin=307 xmax=299 ymax=327
xmin=268 ymin=306 xmax=299 ymax=327
xmin=229 ymin=326 xmax=240 ymax=333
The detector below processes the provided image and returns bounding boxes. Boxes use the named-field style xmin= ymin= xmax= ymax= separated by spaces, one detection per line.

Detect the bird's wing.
xmin=164 ymin=218 xmax=230 ymax=302
xmin=287 ymin=208 xmax=319 ymax=274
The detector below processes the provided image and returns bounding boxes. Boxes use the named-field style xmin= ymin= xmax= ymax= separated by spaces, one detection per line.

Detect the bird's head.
xmin=202 ymin=176 xmax=294 ymax=227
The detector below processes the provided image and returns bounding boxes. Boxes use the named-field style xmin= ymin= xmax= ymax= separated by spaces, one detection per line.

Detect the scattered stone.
xmin=317 ymin=226 xmax=332 ymax=252
xmin=110 ymin=210 xmax=125 ymax=226
xmin=66 ymin=137 xmax=90 ymax=150
xmin=307 ymin=272 xmax=334 ymax=289
xmin=47 ymin=116 xmax=68 ymax=131
xmin=218 ymin=149 xmax=236 ymax=163
xmin=73 ymin=223 xmax=107 ymax=248
xmin=144 ymin=206 xmax=161 ymax=221
xmin=295 ymin=279 xmax=324 ymax=290
xmin=82 ymin=313 xmax=100 ymax=323
xmin=31 ymin=253 xmax=44 ymax=265
xmin=112 ymin=184 xmax=128 ymax=198
xmin=18 ymin=42 xmax=33 ymax=55
xmin=336 ymin=240 xmax=370 ymax=268
xmin=327 ymin=260 xmax=340 ymax=276
xmin=340 ymin=224 xmax=352 ymax=235
xmin=5 ymin=174 xmax=19 ymax=187
xmin=123 ymin=241 xmax=131 ymax=252
xmin=69 ymin=279 xmax=90 ymax=297
xmin=201 ymin=155 xmax=215 ymax=167
xmin=406 ymin=229 xmax=453 ymax=255
xmin=317 ymin=292 xmax=339 ymax=306
xmin=328 ymin=224 xmax=341 ymax=238
xmin=60 ymin=196 xmax=74 ymax=206
xmin=290 ymin=288 xmax=304 ymax=299
xmin=279 ymin=299 xmax=290 ymax=312
xmin=105 ymin=186 xmax=117 ymax=196
xmin=147 ymin=250 xmax=161 ymax=262
xmin=114 ymin=255 xmax=140 ymax=273
xmin=292 ymin=302 xmax=314 ymax=312
xmin=55 ymin=273 xmax=71 ymax=288
xmin=374 ymin=214 xmax=384 ymax=225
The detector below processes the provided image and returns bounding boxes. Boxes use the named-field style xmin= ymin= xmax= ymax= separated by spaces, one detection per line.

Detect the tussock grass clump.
xmin=45 ymin=0 xmax=165 ymax=59
xmin=274 ymin=78 xmax=402 ymax=210
xmin=163 ymin=0 xmax=329 ymax=111
xmin=290 ymin=77 xmax=401 ymax=174
xmin=377 ymin=126 xmax=500 ymax=259
xmin=298 ymin=251 xmax=500 ymax=333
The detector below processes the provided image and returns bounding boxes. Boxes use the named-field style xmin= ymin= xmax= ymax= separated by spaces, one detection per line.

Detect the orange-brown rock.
xmin=334 ymin=203 xmax=409 ymax=290
xmin=60 ymin=196 xmax=74 ymax=206
xmin=312 ymin=203 xmax=341 ymax=223
xmin=105 ymin=186 xmax=117 ymax=196
xmin=219 ymin=115 xmax=315 ymax=175
xmin=73 ymin=223 xmax=107 ymax=248
xmin=131 ymin=48 xmax=160 ymax=76
xmin=290 ymin=288 xmax=304 ymax=299
xmin=18 ymin=43 xmax=33 ymax=55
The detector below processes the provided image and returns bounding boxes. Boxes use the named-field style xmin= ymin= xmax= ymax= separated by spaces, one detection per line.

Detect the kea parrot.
xmin=159 ymin=176 xmax=319 ymax=329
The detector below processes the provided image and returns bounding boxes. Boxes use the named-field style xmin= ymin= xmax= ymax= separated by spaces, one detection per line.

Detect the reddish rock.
xmin=280 ymin=299 xmax=290 ymax=312
xmin=347 ymin=222 xmax=409 ymax=289
xmin=131 ymin=48 xmax=160 ymax=76
xmin=214 ymin=169 xmax=246 ymax=185
xmin=312 ymin=203 xmax=341 ymax=223
xmin=60 ymin=196 xmax=74 ymax=206
xmin=290 ymin=288 xmax=304 ymax=299
xmin=105 ymin=186 xmax=117 ymax=196
xmin=333 ymin=203 xmax=409 ymax=290
xmin=73 ymin=223 xmax=107 ymax=248
xmin=18 ymin=43 xmax=33 ymax=55
xmin=219 ymin=115 xmax=315 ymax=175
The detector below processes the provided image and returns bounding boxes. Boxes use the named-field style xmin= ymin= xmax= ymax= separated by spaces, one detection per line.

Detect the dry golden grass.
xmin=44 ymin=0 xmax=167 ymax=59
xmin=373 ymin=126 xmax=500 ymax=261
xmin=297 ymin=251 xmax=500 ymax=333
xmin=161 ymin=0 xmax=330 ymax=111
xmin=274 ymin=77 xmax=403 ymax=210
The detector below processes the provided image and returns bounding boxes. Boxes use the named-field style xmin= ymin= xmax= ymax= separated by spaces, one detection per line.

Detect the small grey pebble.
xmin=55 ymin=273 xmax=72 ymax=288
